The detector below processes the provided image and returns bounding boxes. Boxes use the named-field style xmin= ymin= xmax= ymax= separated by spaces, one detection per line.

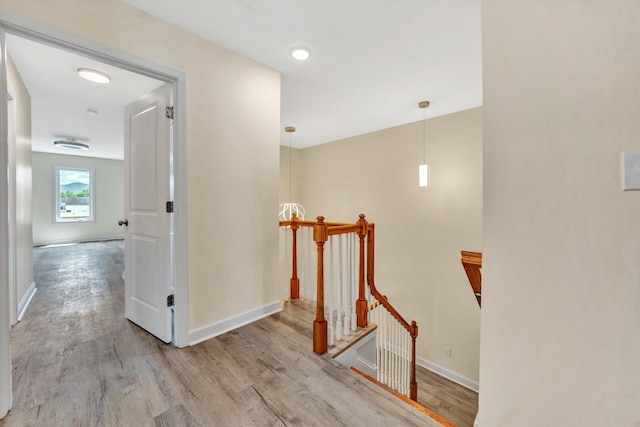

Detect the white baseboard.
xmin=17 ymin=282 xmax=37 ymax=322
xmin=188 ymin=300 xmax=282 ymax=346
xmin=34 ymin=235 xmax=124 ymax=247
xmin=416 ymin=356 xmax=479 ymax=393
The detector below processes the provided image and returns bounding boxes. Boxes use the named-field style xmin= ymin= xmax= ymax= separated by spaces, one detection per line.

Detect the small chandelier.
xmin=419 ymin=101 xmax=430 ymax=188
xmin=279 ymin=126 xmax=305 ymax=220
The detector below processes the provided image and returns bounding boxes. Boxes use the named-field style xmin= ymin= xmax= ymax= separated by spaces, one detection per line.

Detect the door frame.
xmin=0 ymin=11 xmax=189 ymax=414
xmin=6 ymin=87 xmax=16 ymax=326
xmin=0 ymin=27 xmax=12 ymax=419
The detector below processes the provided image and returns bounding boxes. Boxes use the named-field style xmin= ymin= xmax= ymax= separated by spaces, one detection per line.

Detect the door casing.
xmin=0 ymin=9 xmax=189 ymax=417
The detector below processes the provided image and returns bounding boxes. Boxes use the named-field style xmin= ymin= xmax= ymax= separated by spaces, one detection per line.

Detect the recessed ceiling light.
xmin=77 ymin=68 xmax=111 ymax=84
xmin=291 ymin=47 xmax=311 ymax=61
xmin=86 ymin=108 xmax=98 ymax=116
xmin=54 ymin=140 xmax=90 ymax=150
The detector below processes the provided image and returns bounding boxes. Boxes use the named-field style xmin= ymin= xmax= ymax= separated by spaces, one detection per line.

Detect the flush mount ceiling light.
xmin=86 ymin=108 xmax=98 ymax=116
xmin=53 ymin=140 xmax=90 ymax=150
xmin=290 ymin=46 xmax=311 ymax=61
xmin=77 ymin=68 xmax=111 ymax=84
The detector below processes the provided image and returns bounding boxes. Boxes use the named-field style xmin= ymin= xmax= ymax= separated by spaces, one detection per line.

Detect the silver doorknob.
xmin=118 ymin=219 xmax=128 ymax=226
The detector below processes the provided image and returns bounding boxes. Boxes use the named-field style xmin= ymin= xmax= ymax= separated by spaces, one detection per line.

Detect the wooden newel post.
xmin=290 ymin=214 xmax=300 ymax=299
xmin=356 ymin=214 xmax=368 ymax=328
xmin=313 ymin=216 xmax=328 ymax=354
xmin=410 ymin=321 xmax=419 ymax=401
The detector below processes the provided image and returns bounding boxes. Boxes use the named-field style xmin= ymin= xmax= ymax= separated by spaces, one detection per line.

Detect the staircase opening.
xmin=279 ymin=213 xmax=419 ymax=401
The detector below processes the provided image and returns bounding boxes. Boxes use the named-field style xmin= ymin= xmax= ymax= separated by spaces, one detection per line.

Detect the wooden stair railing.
xmin=279 ymin=213 xmax=420 ymax=401
xmin=364 ymin=217 xmax=419 ymax=401
xmin=461 ymin=251 xmax=482 ymax=307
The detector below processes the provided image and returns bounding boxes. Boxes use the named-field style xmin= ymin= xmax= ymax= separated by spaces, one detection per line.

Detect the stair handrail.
xmin=280 ymin=213 xmax=419 ymax=401
xmin=362 ymin=215 xmax=419 ymax=401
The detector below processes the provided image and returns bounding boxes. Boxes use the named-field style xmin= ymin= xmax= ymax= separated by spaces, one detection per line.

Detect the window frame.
xmin=54 ymin=166 xmax=96 ymax=223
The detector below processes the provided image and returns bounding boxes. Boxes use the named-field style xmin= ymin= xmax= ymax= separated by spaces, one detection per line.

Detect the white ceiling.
xmin=6 ymin=0 xmax=482 ymax=159
xmin=6 ymin=34 xmax=164 ymax=160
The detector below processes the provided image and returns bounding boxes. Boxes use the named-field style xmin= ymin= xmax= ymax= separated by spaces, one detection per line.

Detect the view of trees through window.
xmin=55 ymin=167 xmax=95 ymax=222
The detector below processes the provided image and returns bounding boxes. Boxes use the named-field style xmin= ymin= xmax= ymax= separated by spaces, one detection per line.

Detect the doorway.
xmin=0 ymin=13 xmax=188 ymax=418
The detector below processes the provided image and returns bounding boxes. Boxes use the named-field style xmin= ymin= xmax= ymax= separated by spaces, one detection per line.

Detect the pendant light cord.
xmin=289 ymin=132 xmax=292 ymax=203
xmin=422 ymin=108 xmax=426 ymax=164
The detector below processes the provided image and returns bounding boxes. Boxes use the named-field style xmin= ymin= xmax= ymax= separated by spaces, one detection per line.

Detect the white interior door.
xmin=123 ymin=84 xmax=173 ymax=343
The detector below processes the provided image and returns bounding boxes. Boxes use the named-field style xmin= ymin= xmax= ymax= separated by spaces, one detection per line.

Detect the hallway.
xmin=1 ymin=241 xmax=439 ymax=426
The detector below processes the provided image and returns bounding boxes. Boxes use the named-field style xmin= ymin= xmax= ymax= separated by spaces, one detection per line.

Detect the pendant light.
xmin=279 ymin=126 xmax=306 ymax=220
xmin=418 ymin=101 xmax=430 ymax=188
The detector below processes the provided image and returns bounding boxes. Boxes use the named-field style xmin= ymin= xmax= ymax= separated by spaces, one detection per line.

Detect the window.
xmin=55 ymin=167 xmax=95 ymax=223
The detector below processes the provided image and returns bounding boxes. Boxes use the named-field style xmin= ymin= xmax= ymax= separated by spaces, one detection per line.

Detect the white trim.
xmin=33 ymin=235 xmax=124 ymax=247
xmin=416 ymin=356 xmax=479 ymax=393
xmin=16 ymin=282 xmax=36 ymax=322
xmin=0 ymin=9 xmax=188 ymax=348
xmin=172 ymin=57 xmax=188 ymax=348
xmin=6 ymin=87 xmax=16 ymax=325
xmin=0 ymin=26 xmax=13 ymax=419
xmin=188 ymin=301 xmax=282 ymax=346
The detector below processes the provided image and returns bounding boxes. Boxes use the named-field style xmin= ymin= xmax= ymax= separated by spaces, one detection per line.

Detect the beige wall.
xmin=6 ymin=53 xmax=33 ymax=315
xmin=31 ymin=152 xmax=124 ymax=245
xmin=2 ymin=1 xmax=281 ymax=332
xmin=481 ymin=1 xmax=640 ymax=425
xmin=284 ymin=108 xmax=482 ymax=382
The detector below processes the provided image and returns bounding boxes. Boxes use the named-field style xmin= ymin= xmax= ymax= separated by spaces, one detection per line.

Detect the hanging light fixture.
xmin=53 ymin=136 xmax=90 ymax=150
xmin=418 ymin=101 xmax=430 ymax=188
xmin=279 ymin=126 xmax=306 ymax=220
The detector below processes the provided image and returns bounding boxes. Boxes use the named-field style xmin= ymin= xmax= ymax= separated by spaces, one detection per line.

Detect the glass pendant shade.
xmin=279 ymin=202 xmax=305 ymax=221
xmin=419 ymin=164 xmax=429 ymax=188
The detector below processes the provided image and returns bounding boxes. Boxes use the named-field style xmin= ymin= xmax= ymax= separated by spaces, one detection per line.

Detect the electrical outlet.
xmin=444 ymin=346 xmax=452 ymax=357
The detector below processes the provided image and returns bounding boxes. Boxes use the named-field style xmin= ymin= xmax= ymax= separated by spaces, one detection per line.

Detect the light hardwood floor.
xmin=279 ymin=301 xmax=478 ymax=427
xmin=1 ymin=241 xmax=476 ymax=427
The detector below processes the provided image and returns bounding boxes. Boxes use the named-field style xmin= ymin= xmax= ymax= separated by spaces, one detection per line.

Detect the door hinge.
xmin=165 ymin=106 xmax=174 ymax=119
xmin=167 ymin=294 xmax=175 ymax=307
xmin=166 ymin=201 xmax=174 ymax=213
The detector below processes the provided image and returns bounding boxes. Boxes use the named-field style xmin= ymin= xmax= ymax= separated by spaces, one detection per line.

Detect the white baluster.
xmin=335 ymin=308 xmax=343 ymax=342
xmin=327 ymin=309 xmax=334 ymax=347
xmin=391 ymin=318 xmax=396 ymax=391
xmin=344 ymin=233 xmax=352 ymax=337
xmin=307 ymin=226 xmax=313 ymax=301
xmin=375 ymin=306 xmax=381 ymax=382
xmin=307 ymin=227 xmax=314 ymax=302
xmin=384 ymin=310 xmax=388 ymax=387
xmin=402 ymin=328 xmax=407 ymax=396
xmin=283 ymin=227 xmax=290 ymax=301
xmin=377 ymin=313 xmax=384 ymax=382
xmin=327 ymin=236 xmax=335 ymax=347
xmin=405 ymin=328 xmax=410 ymax=396
xmin=351 ymin=233 xmax=358 ymax=332
xmin=391 ymin=317 xmax=395 ymax=391
xmin=335 ymin=234 xmax=343 ymax=342
xmin=301 ymin=227 xmax=306 ymax=300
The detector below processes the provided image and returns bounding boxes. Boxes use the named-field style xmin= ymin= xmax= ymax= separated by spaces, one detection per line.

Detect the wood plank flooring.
xmin=416 ymin=364 xmax=478 ymax=427
xmin=280 ymin=301 xmax=478 ymax=427
xmin=0 ymin=240 xmax=462 ymax=427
